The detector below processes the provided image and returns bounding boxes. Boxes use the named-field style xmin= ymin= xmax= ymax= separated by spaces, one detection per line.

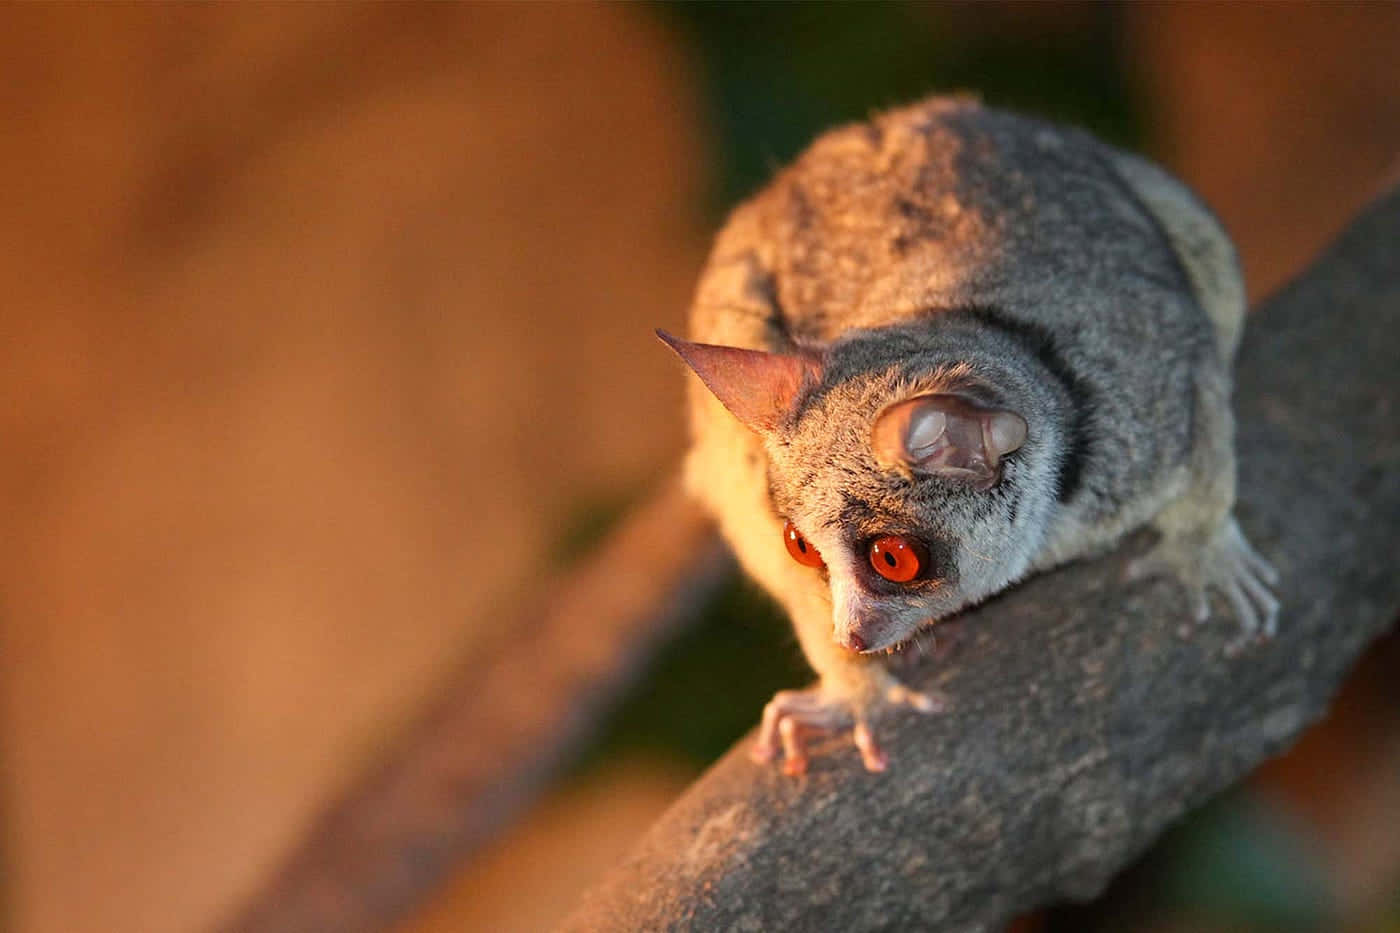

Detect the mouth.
xmin=841 ymin=617 xmax=936 ymax=656
xmin=843 ymin=631 xmax=912 ymax=656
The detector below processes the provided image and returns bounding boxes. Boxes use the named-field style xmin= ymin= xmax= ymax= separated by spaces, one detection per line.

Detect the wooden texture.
xmin=561 ymin=186 xmax=1400 ymax=932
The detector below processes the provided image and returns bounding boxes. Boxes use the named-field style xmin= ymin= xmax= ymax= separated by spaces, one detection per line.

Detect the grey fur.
xmin=673 ymin=98 xmax=1276 ymax=773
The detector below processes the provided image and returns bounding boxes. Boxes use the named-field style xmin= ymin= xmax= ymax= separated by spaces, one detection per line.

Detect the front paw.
xmin=750 ymin=672 xmax=945 ymax=776
xmin=1126 ymin=517 xmax=1279 ymax=649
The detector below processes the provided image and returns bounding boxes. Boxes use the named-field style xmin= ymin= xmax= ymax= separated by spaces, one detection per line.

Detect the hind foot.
xmin=1127 ymin=517 xmax=1279 ymax=651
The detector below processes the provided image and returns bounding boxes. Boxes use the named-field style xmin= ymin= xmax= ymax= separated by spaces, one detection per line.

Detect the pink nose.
xmin=840 ymin=631 xmax=867 ymax=653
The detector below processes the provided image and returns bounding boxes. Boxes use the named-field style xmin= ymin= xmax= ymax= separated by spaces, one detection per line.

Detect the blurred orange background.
xmin=1 ymin=5 xmax=1397 ymax=933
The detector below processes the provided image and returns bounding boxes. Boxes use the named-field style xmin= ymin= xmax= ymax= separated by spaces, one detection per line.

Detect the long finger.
xmin=852 ymin=721 xmax=888 ymax=772
xmin=780 ymin=717 xmax=809 ymax=776
xmin=886 ymin=683 xmax=946 ymax=714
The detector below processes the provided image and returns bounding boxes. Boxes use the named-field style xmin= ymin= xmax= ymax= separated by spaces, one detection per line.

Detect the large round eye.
xmin=783 ymin=520 xmax=825 ymax=568
xmin=868 ymin=535 xmax=923 ymax=583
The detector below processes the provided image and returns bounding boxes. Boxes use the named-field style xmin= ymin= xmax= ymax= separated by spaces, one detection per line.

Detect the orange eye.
xmin=869 ymin=535 xmax=923 ymax=583
xmin=783 ymin=520 xmax=825 ymax=568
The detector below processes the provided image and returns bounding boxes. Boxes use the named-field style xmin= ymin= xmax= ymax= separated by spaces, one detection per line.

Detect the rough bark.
xmin=221 ymin=480 xmax=731 ymax=933
xmin=561 ymin=186 xmax=1400 ymax=932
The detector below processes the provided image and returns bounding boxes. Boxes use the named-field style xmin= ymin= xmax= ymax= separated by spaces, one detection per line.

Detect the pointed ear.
xmin=656 ymin=330 xmax=822 ymax=434
xmin=871 ymin=394 xmax=1027 ymax=488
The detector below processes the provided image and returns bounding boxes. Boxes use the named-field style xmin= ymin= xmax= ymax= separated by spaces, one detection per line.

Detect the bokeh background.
xmin=2 ymin=4 xmax=1398 ymax=933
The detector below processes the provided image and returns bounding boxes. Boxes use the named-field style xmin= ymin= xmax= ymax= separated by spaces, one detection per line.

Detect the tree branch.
xmin=561 ymin=187 xmax=1400 ymax=932
xmin=222 ymin=479 xmax=732 ymax=933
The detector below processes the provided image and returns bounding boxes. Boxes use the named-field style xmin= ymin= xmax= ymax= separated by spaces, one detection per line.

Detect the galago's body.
xmin=662 ymin=98 xmax=1277 ymax=774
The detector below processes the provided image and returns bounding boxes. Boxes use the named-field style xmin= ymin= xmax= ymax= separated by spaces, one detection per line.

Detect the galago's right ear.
xmin=656 ymin=330 xmax=822 ymax=435
xmin=871 ymin=393 xmax=1027 ymax=489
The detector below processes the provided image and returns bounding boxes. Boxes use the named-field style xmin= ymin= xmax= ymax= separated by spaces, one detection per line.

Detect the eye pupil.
xmin=783 ymin=519 xmax=825 ymax=569
xmin=869 ymin=535 xmax=923 ymax=583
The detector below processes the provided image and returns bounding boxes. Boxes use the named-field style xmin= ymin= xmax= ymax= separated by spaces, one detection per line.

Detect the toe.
xmin=1123 ymin=555 xmax=1154 ymax=583
xmin=1191 ymin=588 xmax=1211 ymax=625
xmin=886 ymin=683 xmax=946 ymax=714
xmin=779 ymin=718 xmax=809 ymax=776
xmin=1222 ymin=579 xmax=1260 ymax=639
xmin=754 ymin=698 xmax=784 ymax=763
xmin=852 ymin=721 xmax=888 ymax=772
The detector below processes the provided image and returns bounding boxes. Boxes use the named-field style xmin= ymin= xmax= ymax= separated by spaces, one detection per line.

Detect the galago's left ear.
xmin=871 ymin=394 xmax=1027 ymax=488
xmin=656 ymin=330 xmax=822 ymax=434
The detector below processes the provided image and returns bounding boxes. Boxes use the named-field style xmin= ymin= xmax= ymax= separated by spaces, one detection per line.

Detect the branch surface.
xmin=562 ymin=187 xmax=1400 ymax=932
